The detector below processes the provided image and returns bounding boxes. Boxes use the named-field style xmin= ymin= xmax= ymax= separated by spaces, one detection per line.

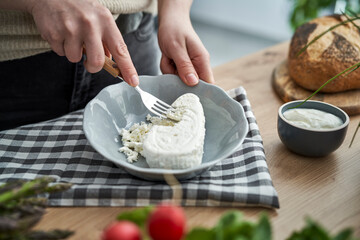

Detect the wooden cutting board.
xmin=272 ymin=60 xmax=360 ymax=116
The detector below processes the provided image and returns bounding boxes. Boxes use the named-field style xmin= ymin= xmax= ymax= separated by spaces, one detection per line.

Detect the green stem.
xmin=341 ymin=13 xmax=360 ymax=32
xmin=344 ymin=65 xmax=360 ymax=76
xmin=349 ymin=121 xmax=360 ymax=148
xmin=290 ymin=62 xmax=360 ymax=109
xmin=297 ymin=16 xmax=360 ymax=56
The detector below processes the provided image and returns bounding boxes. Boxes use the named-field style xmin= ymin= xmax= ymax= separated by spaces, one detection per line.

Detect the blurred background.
xmin=190 ymin=0 xmax=359 ymax=67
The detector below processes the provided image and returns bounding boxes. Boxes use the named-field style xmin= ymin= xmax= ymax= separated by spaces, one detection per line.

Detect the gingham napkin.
xmin=0 ymin=87 xmax=279 ymax=208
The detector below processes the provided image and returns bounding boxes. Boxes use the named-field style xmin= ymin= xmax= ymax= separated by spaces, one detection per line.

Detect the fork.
xmin=103 ymin=56 xmax=175 ymax=119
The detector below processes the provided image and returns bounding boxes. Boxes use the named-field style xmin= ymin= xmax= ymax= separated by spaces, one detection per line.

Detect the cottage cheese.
xmin=119 ymin=93 xmax=205 ymax=169
xmin=283 ymin=108 xmax=343 ymax=130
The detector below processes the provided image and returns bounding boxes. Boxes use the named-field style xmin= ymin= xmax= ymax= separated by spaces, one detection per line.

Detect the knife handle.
xmin=83 ymin=47 xmax=121 ymax=78
xmin=103 ymin=56 xmax=121 ymax=78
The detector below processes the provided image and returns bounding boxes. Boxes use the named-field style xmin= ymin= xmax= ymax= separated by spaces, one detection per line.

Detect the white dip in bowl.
xmin=283 ymin=108 xmax=343 ymax=130
xmin=277 ymin=100 xmax=349 ymax=157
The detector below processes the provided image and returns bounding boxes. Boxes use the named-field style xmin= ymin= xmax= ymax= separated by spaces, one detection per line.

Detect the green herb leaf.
xmin=288 ymin=0 xmax=332 ymax=30
xmin=333 ymin=228 xmax=354 ymax=240
xmin=185 ymin=227 xmax=216 ymax=240
xmin=116 ymin=206 xmax=154 ymax=227
xmin=216 ymin=211 xmax=243 ymax=228
xmin=214 ymin=211 xmax=254 ymax=240
xmin=253 ymin=214 xmax=271 ymax=240
xmin=287 ymin=218 xmax=331 ymax=240
xmin=226 ymin=221 xmax=255 ymax=240
xmin=183 ymin=210 xmax=358 ymax=240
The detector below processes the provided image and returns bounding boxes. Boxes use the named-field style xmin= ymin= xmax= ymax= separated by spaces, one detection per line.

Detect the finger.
xmin=50 ymin=41 xmax=66 ymax=56
xmin=41 ymin=30 xmax=66 ymax=57
xmin=62 ymin=18 xmax=83 ymax=63
xmin=160 ymin=55 xmax=176 ymax=74
xmin=104 ymin=45 xmax=111 ymax=58
xmin=196 ymin=63 xmax=215 ymax=84
xmin=103 ymin=26 xmax=138 ymax=86
xmin=172 ymin=50 xmax=199 ymax=86
xmin=190 ymin=49 xmax=215 ymax=84
xmin=83 ymin=37 xmax=105 ymax=73
xmin=64 ymin=38 xmax=83 ymax=63
xmin=196 ymin=64 xmax=215 ymax=84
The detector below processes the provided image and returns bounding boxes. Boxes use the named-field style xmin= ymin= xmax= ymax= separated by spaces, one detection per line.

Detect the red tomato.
xmin=147 ymin=203 xmax=186 ymax=240
xmin=102 ymin=221 xmax=142 ymax=240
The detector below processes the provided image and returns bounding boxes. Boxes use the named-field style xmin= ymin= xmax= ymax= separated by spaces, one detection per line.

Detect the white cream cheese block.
xmin=143 ymin=93 xmax=205 ymax=169
xmin=119 ymin=93 xmax=206 ymax=170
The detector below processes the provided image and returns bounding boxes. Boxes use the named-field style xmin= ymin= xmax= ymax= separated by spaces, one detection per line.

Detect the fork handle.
xmin=103 ymin=56 xmax=121 ymax=78
xmin=134 ymin=85 xmax=142 ymax=93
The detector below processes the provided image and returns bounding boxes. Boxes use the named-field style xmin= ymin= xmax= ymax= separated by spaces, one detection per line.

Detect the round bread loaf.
xmin=288 ymin=14 xmax=360 ymax=92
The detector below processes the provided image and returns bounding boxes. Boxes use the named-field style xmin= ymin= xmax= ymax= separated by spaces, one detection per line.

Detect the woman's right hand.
xmin=2 ymin=0 xmax=139 ymax=86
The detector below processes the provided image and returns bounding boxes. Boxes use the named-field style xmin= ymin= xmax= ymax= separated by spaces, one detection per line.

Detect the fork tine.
xmin=134 ymin=85 xmax=177 ymax=119
xmin=155 ymin=102 xmax=171 ymax=112
xmin=153 ymin=103 xmax=173 ymax=115
xmin=151 ymin=107 xmax=179 ymax=122
xmin=151 ymin=106 xmax=168 ymax=118
xmin=101 ymin=57 xmax=176 ymax=118
xmin=156 ymin=100 xmax=173 ymax=110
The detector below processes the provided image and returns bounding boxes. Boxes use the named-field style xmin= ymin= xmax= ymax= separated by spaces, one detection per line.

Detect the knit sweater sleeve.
xmin=0 ymin=0 xmax=157 ymax=61
xmin=99 ymin=0 xmax=157 ymax=14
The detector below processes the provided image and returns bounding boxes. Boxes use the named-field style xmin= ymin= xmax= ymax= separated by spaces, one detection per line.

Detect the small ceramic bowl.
xmin=277 ymin=100 xmax=349 ymax=157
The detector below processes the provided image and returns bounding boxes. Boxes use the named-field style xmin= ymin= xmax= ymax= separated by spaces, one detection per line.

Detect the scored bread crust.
xmin=288 ymin=14 xmax=360 ymax=92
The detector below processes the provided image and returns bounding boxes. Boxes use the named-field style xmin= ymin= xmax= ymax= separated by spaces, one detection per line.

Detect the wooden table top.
xmin=35 ymin=42 xmax=360 ymax=240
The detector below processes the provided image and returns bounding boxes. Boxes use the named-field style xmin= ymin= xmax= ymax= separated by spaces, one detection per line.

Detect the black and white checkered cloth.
xmin=0 ymin=87 xmax=279 ymax=208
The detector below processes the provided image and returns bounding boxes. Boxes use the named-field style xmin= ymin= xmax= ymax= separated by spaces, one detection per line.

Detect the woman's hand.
xmin=1 ymin=0 xmax=139 ymax=86
xmin=157 ymin=0 xmax=214 ymax=86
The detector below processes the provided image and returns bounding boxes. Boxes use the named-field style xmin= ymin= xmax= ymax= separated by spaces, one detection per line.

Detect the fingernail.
xmin=131 ymin=75 xmax=139 ymax=86
xmin=186 ymin=73 xmax=198 ymax=85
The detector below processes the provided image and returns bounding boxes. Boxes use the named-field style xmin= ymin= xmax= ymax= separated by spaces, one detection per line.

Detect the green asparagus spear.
xmin=0 ymin=177 xmax=74 ymax=239
xmin=0 ymin=177 xmax=56 ymax=205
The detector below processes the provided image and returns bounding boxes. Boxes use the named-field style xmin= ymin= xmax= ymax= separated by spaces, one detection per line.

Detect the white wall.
xmin=190 ymin=0 xmax=294 ymax=42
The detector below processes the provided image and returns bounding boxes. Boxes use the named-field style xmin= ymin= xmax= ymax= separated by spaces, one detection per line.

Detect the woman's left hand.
xmin=157 ymin=0 xmax=214 ymax=86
